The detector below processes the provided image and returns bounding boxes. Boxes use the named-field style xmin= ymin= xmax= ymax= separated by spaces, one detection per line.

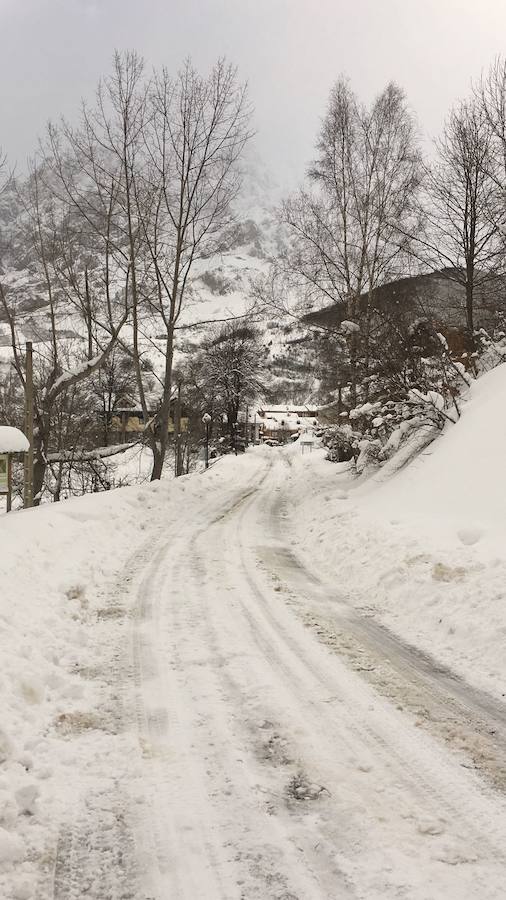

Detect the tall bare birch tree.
xmin=281 ymin=78 xmax=421 ymax=404
xmin=415 ymin=99 xmax=502 ymax=347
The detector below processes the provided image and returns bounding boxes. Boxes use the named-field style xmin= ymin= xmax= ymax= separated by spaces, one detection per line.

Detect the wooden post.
xmin=23 ymin=342 xmax=34 ymax=508
xmin=6 ymin=454 xmax=12 ymax=513
xmin=174 ymin=381 xmax=183 ymax=477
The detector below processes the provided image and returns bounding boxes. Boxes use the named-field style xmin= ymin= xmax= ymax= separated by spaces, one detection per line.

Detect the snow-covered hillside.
xmin=0 ymin=157 xmax=276 ymax=335
xmin=290 ymin=362 xmax=506 ymax=699
xmin=0 ymin=157 xmax=323 ymax=410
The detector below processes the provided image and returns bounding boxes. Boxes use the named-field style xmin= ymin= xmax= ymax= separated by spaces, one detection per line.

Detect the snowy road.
xmin=52 ymin=452 xmax=506 ymax=899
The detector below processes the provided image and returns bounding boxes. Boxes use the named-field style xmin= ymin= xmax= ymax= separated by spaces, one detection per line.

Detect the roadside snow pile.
xmin=366 ymin=364 xmax=506 ymax=546
xmin=289 ymin=363 xmax=506 ymax=700
xmin=0 ymin=450 xmax=266 ymax=899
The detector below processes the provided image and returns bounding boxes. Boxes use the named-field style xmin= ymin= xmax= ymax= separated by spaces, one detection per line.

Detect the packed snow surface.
xmin=2 ymin=371 xmax=506 ymax=898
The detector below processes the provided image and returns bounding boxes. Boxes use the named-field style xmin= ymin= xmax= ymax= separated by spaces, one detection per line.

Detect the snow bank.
xmin=0 ymin=449 xmax=266 ymax=898
xmin=289 ymin=363 xmax=506 ymax=700
xmin=364 ymin=362 xmax=506 ymax=550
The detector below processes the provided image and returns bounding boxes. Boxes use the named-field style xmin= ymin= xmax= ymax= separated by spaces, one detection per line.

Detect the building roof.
xmin=257 ymin=404 xmax=318 ymax=415
xmin=258 ymin=409 xmax=319 ymax=432
xmin=0 ymin=426 xmax=29 ymax=453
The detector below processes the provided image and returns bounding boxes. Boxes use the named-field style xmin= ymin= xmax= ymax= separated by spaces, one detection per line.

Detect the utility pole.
xmin=186 ymin=428 xmax=191 ymax=475
xmin=174 ymin=381 xmax=183 ymax=477
xmin=202 ymin=413 xmax=211 ymax=469
xmin=23 ymin=341 xmax=34 ymax=508
xmin=6 ymin=455 xmax=12 ymax=513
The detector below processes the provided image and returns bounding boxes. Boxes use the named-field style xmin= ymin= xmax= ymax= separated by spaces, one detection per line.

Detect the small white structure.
xmin=300 ymin=428 xmax=315 ymax=454
xmin=0 ymin=427 xmax=29 ymax=512
xmin=0 ymin=427 xmax=30 ymax=454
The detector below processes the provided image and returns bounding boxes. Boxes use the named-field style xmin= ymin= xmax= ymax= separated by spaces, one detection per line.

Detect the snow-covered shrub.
xmin=319 ymin=424 xmax=359 ymax=462
xmin=473 ymin=321 xmax=506 ymax=375
xmin=321 ymin=379 xmax=458 ymax=476
xmin=355 ymin=438 xmax=382 ymax=474
xmin=316 ymin=296 xmax=506 ymax=478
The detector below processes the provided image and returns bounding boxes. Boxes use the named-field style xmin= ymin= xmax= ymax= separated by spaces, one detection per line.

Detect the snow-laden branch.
xmin=45 ymin=441 xmax=139 ymax=463
xmin=46 ymin=311 xmax=128 ymax=403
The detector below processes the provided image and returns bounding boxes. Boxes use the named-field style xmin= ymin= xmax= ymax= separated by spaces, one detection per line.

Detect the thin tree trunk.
xmin=151 ymin=324 xmax=175 ymax=480
xmin=465 ymin=278 xmax=475 ymax=349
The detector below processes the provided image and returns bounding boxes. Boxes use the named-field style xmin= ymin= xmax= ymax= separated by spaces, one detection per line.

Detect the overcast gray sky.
xmin=2 ymin=0 xmax=506 ymax=189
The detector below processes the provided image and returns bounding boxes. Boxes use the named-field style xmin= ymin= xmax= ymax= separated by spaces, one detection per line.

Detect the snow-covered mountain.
xmin=0 ymin=157 xmax=323 ymax=407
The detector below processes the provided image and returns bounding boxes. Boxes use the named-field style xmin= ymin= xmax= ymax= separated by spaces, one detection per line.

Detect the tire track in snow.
xmin=179 ymin=522 xmax=352 ymax=898
xmin=209 ymin=455 xmax=506 ymax=898
xmin=52 ymin=450 xmax=506 ymax=899
xmin=131 ymin=453 xmax=506 ymax=897
xmin=257 ymin=469 xmax=506 ymax=793
xmin=49 ymin=460 xmax=270 ymax=900
xmin=50 ymin=522 xmax=169 ymax=900
xmin=129 ymin=457 xmax=302 ymax=899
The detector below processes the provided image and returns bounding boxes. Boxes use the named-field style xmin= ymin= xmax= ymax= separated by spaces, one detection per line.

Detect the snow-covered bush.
xmin=355 ymin=438 xmax=382 ymax=474
xmin=473 ymin=321 xmax=506 ymax=375
xmin=320 ymin=354 xmax=468 ymax=475
xmin=319 ymin=423 xmax=359 ymax=463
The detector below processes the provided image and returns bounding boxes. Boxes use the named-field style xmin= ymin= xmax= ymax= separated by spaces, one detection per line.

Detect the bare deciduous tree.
xmin=46 ymin=52 xmax=251 ymax=480
xmin=280 ymin=78 xmax=422 ymax=404
xmin=137 ymin=58 xmax=252 ymax=477
xmin=414 ymin=99 xmax=502 ymax=346
xmin=0 ymin=159 xmax=128 ymax=502
xmin=184 ymin=322 xmax=264 ymax=435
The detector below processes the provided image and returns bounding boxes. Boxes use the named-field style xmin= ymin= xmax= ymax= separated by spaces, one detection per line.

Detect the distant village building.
xmin=256 ymin=404 xmax=319 ymax=442
xmin=109 ymin=405 xmax=189 ymax=443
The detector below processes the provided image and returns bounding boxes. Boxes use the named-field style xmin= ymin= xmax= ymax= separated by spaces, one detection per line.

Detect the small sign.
xmin=0 ymin=455 xmax=7 ymax=493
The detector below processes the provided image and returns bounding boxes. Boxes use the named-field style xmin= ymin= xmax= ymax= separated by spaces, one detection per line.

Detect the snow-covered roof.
xmin=258 ymin=405 xmax=318 ymax=415
xmin=259 ymin=411 xmax=320 ymax=433
xmin=0 ymin=426 xmax=29 ymax=453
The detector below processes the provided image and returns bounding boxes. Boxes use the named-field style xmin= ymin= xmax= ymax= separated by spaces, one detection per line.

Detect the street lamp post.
xmin=202 ymin=412 xmax=212 ymax=469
